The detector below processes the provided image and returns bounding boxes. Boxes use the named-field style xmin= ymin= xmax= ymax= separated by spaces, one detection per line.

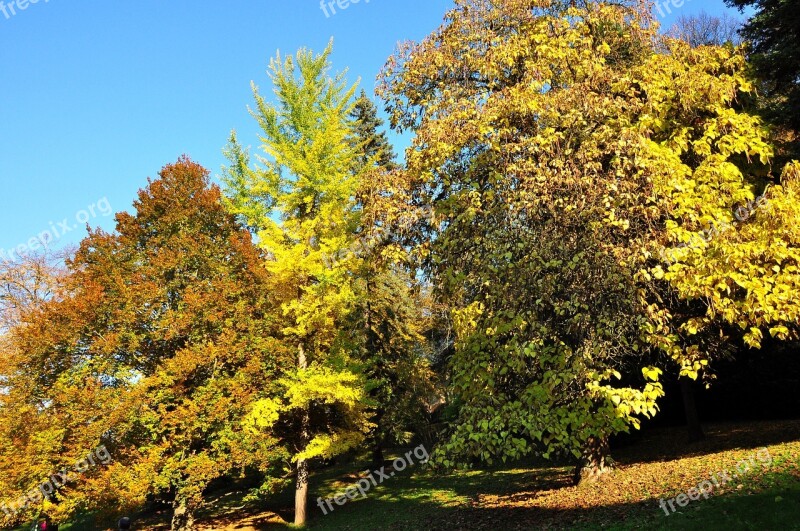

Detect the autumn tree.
xmin=224 ymin=43 xmax=372 ymax=526
xmin=0 ymin=250 xmax=68 ymax=527
xmin=379 ymin=0 xmax=800 ymax=475
xmin=0 ymin=158 xmax=287 ymax=531
xmin=380 ymin=0 xmax=667 ymax=479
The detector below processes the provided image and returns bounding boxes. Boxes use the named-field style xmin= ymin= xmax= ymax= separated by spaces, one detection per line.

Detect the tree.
xmin=380 ymin=0 xmax=666 ymax=479
xmin=668 ymin=11 xmax=742 ymax=47
xmin=0 ymin=249 xmax=69 ymax=337
xmin=224 ymin=42 xmax=372 ymax=526
xmin=379 ymin=0 xmax=800 ymax=475
xmin=0 ymin=158 xmax=286 ymax=531
xmin=350 ymin=90 xmax=399 ymax=172
xmin=0 ymin=250 xmax=68 ymax=527
xmin=727 ymin=0 xmax=800 ymax=132
xmin=349 ymin=93 xmax=436 ymax=466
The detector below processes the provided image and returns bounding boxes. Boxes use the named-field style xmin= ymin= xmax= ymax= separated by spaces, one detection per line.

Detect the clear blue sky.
xmin=0 ymin=0 xmax=739 ymax=257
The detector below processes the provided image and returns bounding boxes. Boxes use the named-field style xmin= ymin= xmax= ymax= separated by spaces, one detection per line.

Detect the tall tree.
xmin=727 ymin=0 xmax=800 ymax=133
xmin=379 ymin=0 xmax=800 ymax=475
xmin=0 ymin=158 xmax=286 ymax=531
xmin=350 ymin=90 xmax=399 ymax=171
xmin=224 ymin=42 xmax=372 ymax=526
xmin=349 ymin=92 xmax=436 ymax=466
xmin=380 ymin=0 xmax=665 ymax=479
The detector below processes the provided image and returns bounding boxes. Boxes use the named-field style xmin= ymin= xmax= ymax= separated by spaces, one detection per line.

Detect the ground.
xmin=12 ymin=420 xmax=800 ymax=530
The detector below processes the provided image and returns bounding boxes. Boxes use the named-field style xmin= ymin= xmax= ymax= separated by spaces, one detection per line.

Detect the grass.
xmin=8 ymin=420 xmax=800 ymax=530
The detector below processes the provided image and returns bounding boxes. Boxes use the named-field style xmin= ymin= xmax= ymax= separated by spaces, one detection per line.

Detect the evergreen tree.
xmin=349 ymin=89 xmax=436 ymax=466
xmin=727 ymin=0 xmax=800 ymax=132
xmin=350 ymin=90 xmax=399 ymax=172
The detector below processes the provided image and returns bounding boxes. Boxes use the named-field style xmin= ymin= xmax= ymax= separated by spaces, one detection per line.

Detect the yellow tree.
xmin=380 ymin=0 xmax=665 ymax=479
xmin=379 ymin=0 xmax=800 ymax=475
xmin=224 ymin=42 xmax=372 ymax=525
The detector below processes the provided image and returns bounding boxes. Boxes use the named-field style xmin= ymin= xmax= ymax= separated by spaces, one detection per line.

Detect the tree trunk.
xmin=680 ymin=375 xmax=705 ymax=442
xmin=171 ymin=497 xmax=195 ymax=531
xmin=295 ymin=456 xmax=309 ymax=526
xmin=365 ymin=276 xmax=385 ymax=470
xmin=372 ymin=440 xmax=384 ymax=468
xmin=295 ymin=343 xmax=309 ymax=527
xmin=574 ymin=436 xmax=613 ymax=485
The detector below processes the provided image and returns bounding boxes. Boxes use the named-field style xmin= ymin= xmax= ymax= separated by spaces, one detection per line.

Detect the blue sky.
xmin=0 ymin=0 xmax=740 ymax=257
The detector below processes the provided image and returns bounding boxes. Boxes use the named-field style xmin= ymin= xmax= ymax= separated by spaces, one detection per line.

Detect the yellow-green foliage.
xmin=224 ymin=42 xmax=372 ymax=472
xmin=246 ymin=366 xmax=372 ymax=461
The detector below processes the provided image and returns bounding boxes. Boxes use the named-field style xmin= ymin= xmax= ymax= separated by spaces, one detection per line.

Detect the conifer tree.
xmin=349 ymin=92 xmax=436 ymax=465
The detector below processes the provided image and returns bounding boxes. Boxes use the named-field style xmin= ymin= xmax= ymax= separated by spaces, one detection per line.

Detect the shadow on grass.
xmin=304 ymin=470 xmax=800 ymax=531
xmin=615 ymin=420 xmax=800 ymax=466
xmin=19 ymin=422 xmax=800 ymax=530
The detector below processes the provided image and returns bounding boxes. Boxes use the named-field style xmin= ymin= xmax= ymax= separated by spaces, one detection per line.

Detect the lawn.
xmin=13 ymin=420 xmax=800 ymax=530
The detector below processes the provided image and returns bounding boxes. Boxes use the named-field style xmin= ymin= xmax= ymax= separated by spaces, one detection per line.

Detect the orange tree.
xmin=0 ymin=158 xmax=289 ymax=531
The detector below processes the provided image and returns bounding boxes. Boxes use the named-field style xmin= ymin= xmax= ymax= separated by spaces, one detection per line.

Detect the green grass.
xmin=7 ymin=420 xmax=800 ymax=530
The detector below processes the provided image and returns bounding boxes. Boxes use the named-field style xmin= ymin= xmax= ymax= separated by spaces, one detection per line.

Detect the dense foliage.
xmin=1 ymin=1 xmax=798 ymax=530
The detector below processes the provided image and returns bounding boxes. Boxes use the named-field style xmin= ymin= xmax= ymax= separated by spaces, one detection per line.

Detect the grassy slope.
xmin=11 ymin=420 xmax=800 ymax=530
xmin=299 ymin=421 xmax=800 ymax=530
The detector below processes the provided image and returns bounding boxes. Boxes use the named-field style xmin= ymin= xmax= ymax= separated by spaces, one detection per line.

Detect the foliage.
xmin=350 ymin=90 xmax=399 ymax=172
xmin=727 ymin=0 xmax=800 ymax=132
xmin=378 ymin=0 xmax=800 ymax=471
xmin=3 ymin=1 xmax=800 ymax=527
xmin=379 ymin=0 xmax=666 ymax=469
xmin=348 ymin=93 xmax=437 ymax=458
xmin=223 ymin=42 xmax=372 ymax=524
xmin=0 ymin=158 xmax=285 ymax=529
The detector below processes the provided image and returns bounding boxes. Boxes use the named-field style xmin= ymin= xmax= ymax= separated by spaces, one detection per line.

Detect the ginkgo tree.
xmin=223 ymin=42 xmax=373 ymax=526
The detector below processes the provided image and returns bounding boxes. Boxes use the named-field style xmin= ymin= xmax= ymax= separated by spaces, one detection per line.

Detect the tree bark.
xmin=680 ymin=375 xmax=705 ymax=442
xmin=295 ymin=343 xmax=309 ymax=527
xmin=365 ymin=276 xmax=385 ymax=469
xmin=574 ymin=436 xmax=614 ymax=485
xmin=372 ymin=440 xmax=384 ymax=468
xmin=171 ymin=496 xmax=195 ymax=531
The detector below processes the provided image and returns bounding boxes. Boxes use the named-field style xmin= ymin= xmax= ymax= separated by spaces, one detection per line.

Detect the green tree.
xmin=380 ymin=0 xmax=800 ymax=477
xmin=224 ymin=42 xmax=372 ymax=526
xmin=349 ymin=92 xmax=436 ymax=466
xmin=380 ymin=0 xmax=665 ymax=479
xmin=350 ymin=90 xmax=399 ymax=172
xmin=727 ymin=0 xmax=800 ymax=132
